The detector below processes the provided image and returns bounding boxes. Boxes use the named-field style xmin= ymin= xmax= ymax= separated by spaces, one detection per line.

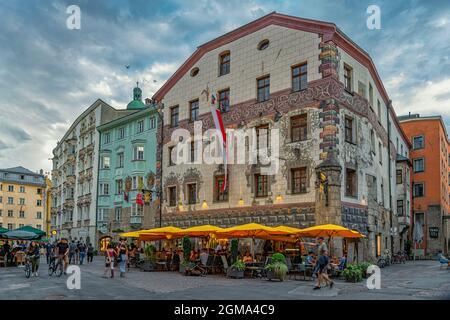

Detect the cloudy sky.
xmin=0 ymin=0 xmax=449 ymax=173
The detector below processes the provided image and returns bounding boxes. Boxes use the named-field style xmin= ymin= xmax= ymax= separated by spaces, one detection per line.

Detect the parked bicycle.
xmin=394 ymin=251 xmax=407 ymax=264
xmin=377 ymin=249 xmax=394 ymax=268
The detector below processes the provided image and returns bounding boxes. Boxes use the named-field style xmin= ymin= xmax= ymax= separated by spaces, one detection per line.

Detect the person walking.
xmin=45 ymin=242 xmax=54 ymax=264
xmin=87 ymin=243 xmax=94 ymax=263
xmin=117 ymin=239 xmax=128 ymax=278
xmin=313 ymin=250 xmax=334 ymax=290
xmin=56 ymin=238 xmax=69 ymax=275
xmin=68 ymin=241 xmax=77 ymax=264
xmin=78 ymin=242 xmax=87 ymax=265
xmin=3 ymin=241 xmax=11 ymax=266
xmin=26 ymin=241 xmax=40 ymax=277
xmin=104 ymin=244 xmax=116 ymax=278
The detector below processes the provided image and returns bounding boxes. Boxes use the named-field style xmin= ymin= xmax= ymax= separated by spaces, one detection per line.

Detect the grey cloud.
xmin=435 ymin=92 xmax=450 ymax=102
xmin=0 ymin=122 xmax=32 ymax=142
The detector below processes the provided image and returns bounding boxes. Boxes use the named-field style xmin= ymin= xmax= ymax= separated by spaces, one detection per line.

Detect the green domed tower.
xmin=127 ymin=83 xmax=146 ymax=110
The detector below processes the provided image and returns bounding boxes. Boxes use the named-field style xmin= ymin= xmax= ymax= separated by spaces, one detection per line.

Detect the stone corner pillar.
xmin=315 ymin=151 xmax=344 ymax=257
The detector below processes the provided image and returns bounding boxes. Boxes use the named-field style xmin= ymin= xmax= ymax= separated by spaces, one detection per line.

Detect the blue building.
xmin=96 ymin=86 xmax=159 ymax=243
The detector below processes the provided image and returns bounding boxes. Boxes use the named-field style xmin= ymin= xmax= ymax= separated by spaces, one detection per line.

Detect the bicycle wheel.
xmin=25 ymin=264 xmax=31 ymax=278
xmin=55 ymin=261 xmax=63 ymax=277
xmin=48 ymin=264 xmax=54 ymax=276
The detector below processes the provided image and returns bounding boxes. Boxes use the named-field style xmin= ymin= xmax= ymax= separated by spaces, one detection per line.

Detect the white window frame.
xmin=134 ymin=146 xmax=144 ymax=160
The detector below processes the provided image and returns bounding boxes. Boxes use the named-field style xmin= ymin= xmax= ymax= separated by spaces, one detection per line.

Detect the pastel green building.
xmin=96 ymin=86 xmax=159 ymax=242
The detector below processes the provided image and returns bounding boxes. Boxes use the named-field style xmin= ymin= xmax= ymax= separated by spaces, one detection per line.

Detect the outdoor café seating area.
xmin=0 ymin=226 xmax=48 ymax=267
xmin=120 ymin=223 xmax=363 ymax=281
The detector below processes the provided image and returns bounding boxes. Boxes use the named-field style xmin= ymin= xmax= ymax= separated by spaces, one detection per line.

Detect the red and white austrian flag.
xmin=210 ymin=94 xmax=228 ymax=192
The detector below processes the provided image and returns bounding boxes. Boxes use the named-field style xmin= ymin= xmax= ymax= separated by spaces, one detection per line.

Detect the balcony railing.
xmin=130 ymin=216 xmax=142 ymax=224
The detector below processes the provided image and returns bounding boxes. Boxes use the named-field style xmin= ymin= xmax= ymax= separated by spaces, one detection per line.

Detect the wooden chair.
xmin=15 ymin=251 xmax=25 ymax=266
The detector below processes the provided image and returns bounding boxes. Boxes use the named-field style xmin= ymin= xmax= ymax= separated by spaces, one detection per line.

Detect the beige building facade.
xmin=0 ymin=166 xmax=46 ymax=232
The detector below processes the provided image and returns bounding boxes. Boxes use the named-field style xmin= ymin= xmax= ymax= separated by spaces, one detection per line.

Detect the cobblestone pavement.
xmin=0 ymin=257 xmax=448 ymax=300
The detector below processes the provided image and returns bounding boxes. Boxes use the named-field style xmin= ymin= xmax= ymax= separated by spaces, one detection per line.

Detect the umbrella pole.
xmin=252 ymin=237 xmax=255 ymax=260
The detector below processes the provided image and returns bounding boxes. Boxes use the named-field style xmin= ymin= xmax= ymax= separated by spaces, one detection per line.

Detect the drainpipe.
xmin=156 ymin=102 xmax=165 ymax=228
xmin=95 ymin=128 xmax=102 ymax=249
xmin=386 ymin=100 xmax=394 ymax=253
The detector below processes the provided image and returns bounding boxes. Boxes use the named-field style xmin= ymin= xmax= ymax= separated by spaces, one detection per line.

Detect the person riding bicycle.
xmin=56 ymin=238 xmax=69 ymax=275
xmin=26 ymin=241 xmax=41 ymax=277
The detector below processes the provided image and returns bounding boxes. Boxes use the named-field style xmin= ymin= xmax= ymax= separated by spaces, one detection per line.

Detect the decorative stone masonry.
xmin=162 ymin=205 xmax=315 ymax=229
xmin=319 ymin=99 xmax=340 ymax=160
xmin=342 ymin=205 xmax=369 ymax=236
xmin=319 ymin=41 xmax=339 ymax=79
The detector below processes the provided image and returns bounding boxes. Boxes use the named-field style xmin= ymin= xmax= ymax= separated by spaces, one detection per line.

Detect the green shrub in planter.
xmin=230 ymin=239 xmax=238 ymax=264
xmin=342 ymin=264 xmax=363 ymax=282
xmin=144 ymin=244 xmax=156 ymax=263
xmin=271 ymin=253 xmax=286 ymax=264
xmin=265 ymin=261 xmax=288 ymax=281
xmin=227 ymin=259 xmax=245 ymax=279
xmin=182 ymin=236 xmax=191 ymax=262
xmin=357 ymin=262 xmax=372 ymax=278
xmin=230 ymin=260 xmax=246 ymax=271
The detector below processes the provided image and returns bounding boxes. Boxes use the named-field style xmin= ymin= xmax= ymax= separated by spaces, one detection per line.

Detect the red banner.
xmin=136 ymin=193 xmax=144 ymax=205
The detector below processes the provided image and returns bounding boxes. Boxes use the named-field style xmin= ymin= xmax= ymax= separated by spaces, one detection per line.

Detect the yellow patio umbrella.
xmin=257 ymin=234 xmax=298 ymax=243
xmin=138 ymin=226 xmax=184 ymax=240
xmin=295 ymin=224 xmax=364 ymax=238
xmin=172 ymin=225 xmax=225 ymax=237
xmin=120 ymin=231 xmax=141 ymax=238
xmin=139 ymin=233 xmax=179 ymax=241
xmin=273 ymin=225 xmax=303 ymax=234
xmin=216 ymin=223 xmax=289 ymax=238
xmin=216 ymin=223 xmax=293 ymax=258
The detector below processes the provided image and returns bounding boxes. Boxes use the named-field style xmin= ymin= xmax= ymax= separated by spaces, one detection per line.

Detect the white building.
xmin=51 ymin=99 xmax=134 ymax=245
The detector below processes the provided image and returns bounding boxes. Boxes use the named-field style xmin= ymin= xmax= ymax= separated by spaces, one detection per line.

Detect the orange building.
xmin=399 ymin=114 xmax=450 ymax=257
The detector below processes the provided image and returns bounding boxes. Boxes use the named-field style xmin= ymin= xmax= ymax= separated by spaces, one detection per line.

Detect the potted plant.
xmin=140 ymin=244 xmax=156 ymax=271
xmin=357 ymin=262 xmax=371 ymax=278
xmin=227 ymin=260 xmax=245 ymax=279
xmin=265 ymin=253 xmax=288 ymax=281
xmin=180 ymin=236 xmax=191 ymax=273
xmin=342 ymin=264 xmax=363 ymax=282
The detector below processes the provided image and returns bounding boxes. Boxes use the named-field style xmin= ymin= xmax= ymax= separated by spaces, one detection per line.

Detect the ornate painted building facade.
xmin=96 ymin=87 xmax=159 ymax=243
xmin=153 ymin=12 xmax=411 ymax=261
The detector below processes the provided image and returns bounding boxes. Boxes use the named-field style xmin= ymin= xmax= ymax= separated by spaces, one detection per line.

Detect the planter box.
xmin=227 ymin=269 xmax=244 ymax=279
xmin=266 ymin=270 xmax=286 ymax=281
xmin=140 ymin=260 xmax=156 ymax=272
